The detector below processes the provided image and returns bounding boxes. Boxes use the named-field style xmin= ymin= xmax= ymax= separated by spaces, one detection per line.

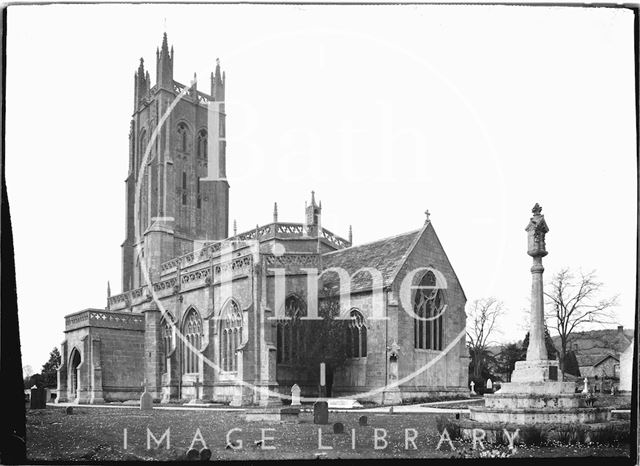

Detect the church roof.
xmin=320 ymin=229 xmax=421 ymax=293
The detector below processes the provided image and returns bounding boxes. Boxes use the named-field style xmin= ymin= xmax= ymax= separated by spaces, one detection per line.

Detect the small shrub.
xmin=555 ymin=424 xmax=587 ymax=444
xmin=519 ymin=425 xmax=547 ymax=445
xmin=435 ymin=415 xmax=461 ymax=440
xmin=590 ymin=424 xmax=629 ymax=445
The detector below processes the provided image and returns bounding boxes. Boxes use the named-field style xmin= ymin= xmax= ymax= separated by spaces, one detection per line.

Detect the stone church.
xmin=57 ymin=34 xmax=469 ymax=406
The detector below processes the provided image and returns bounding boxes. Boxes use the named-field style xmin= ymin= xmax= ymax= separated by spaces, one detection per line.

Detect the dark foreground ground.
xmin=26 ymin=406 xmax=630 ymax=461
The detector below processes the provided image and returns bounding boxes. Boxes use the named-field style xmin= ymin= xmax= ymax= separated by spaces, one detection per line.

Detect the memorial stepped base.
xmin=464 ymin=378 xmax=613 ymax=429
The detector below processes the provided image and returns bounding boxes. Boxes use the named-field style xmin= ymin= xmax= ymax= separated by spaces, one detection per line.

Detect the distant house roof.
xmin=320 ymin=229 xmax=421 ymax=293
xmin=576 ymin=353 xmax=618 ymax=367
xmin=551 ymin=328 xmax=633 ymax=356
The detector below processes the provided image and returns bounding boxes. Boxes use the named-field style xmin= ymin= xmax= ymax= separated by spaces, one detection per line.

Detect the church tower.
xmin=121 ymin=33 xmax=229 ymax=292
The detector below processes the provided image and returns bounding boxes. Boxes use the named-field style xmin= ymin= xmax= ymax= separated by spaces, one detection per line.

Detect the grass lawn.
xmin=26 ymin=406 xmax=631 ymax=461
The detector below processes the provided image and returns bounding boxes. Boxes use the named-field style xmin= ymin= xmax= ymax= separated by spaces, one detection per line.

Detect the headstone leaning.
xmin=291 ymin=384 xmax=301 ymax=407
xmin=313 ymin=401 xmax=329 ymax=425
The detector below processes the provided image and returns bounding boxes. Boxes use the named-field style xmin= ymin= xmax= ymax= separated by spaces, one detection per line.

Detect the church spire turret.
xmin=211 ymin=58 xmax=225 ymax=101
xmin=304 ymin=191 xmax=321 ymax=236
xmin=134 ymin=57 xmax=149 ymax=109
xmin=156 ymin=32 xmax=174 ymax=89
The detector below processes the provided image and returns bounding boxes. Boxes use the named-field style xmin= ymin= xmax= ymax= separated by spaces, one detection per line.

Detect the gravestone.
xmin=30 ymin=388 xmax=46 ymax=409
xmin=333 ymin=422 xmax=344 ymax=434
xmin=313 ymin=401 xmax=329 ymax=425
xmin=140 ymin=391 xmax=153 ymax=411
xmin=470 ymin=381 xmax=477 ymax=395
xmin=358 ymin=415 xmax=368 ymax=426
xmin=291 ymin=384 xmax=301 ymax=407
xmin=581 ymin=378 xmax=589 ymax=394
xmin=486 ymin=378 xmax=493 ymax=390
xmin=199 ymin=448 xmax=212 ymax=461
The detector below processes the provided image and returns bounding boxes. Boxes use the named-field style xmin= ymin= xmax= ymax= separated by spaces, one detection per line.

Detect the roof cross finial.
xmin=273 ymin=202 xmax=278 ymax=223
xmin=425 ymin=209 xmax=431 ymax=223
xmin=532 ymin=203 xmax=542 ymax=215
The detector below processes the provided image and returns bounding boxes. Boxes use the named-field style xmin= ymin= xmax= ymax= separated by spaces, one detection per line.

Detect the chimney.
xmin=617 ymin=325 xmax=623 ymax=333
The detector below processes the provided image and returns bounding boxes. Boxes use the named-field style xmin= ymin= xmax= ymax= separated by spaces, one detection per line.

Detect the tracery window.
xmin=177 ymin=122 xmax=189 ymax=152
xmin=346 ymin=309 xmax=367 ymax=358
xmin=414 ymin=270 xmax=445 ymax=350
xmin=197 ymin=130 xmax=208 ymax=158
xmin=182 ymin=308 xmax=203 ymax=374
xmin=276 ymin=296 xmax=306 ymax=364
xmin=220 ymin=300 xmax=243 ymax=372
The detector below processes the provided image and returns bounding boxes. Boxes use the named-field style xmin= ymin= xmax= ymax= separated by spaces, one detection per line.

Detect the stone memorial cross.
xmin=582 ymin=378 xmax=589 ymax=394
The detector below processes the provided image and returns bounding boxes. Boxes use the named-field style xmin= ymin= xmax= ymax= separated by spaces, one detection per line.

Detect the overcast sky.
xmin=6 ymin=4 xmax=636 ymax=372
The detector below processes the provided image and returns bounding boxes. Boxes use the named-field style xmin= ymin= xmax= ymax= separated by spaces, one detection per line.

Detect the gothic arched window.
xmin=161 ymin=318 xmax=173 ymax=373
xmin=346 ymin=309 xmax=367 ymax=358
xmin=276 ymin=296 xmax=306 ymax=364
xmin=197 ymin=130 xmax=208 ymax=159
xmin=414 ymin=270 xmax=445 ymax=350
xmin=221 ymin=300 xmax=243 ymax=372
xmin=177 ymin=122 xmax=189 ymax=152
xmin=182 ymin=308 xmax=203 ymax=374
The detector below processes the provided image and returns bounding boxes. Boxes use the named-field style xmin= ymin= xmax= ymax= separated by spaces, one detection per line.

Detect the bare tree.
xmin=466 ymin=298 xmax=504 ymax=380
xmin=544 ymin=267 xmax=618 ymax=371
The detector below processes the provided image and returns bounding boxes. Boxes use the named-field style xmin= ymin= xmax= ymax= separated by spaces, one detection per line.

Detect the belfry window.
xmin=220 ymin=300 xmax=243 ymax=372
xmin=197 ymin=130 xmax=207 ymax=159
xmin=276 ymin=296 xmax=306 ymax=364
xmin=182 ymin=308 xmax=203 ymax=374
xmin=346 ymin=309 xmax=367 ymax=358
xmin=414 ymin=270 xmax=445 ymax=350
xmin=177 ymin=122 xmax=188 ymax=152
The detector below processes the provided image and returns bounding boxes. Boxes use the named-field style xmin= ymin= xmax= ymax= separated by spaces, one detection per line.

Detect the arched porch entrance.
xmin=69 ymin=349 xmax=81 ymax=401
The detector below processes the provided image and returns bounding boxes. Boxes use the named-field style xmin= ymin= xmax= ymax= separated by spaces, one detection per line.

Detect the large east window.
xmin=414 ymin=271 xmax=445 ymax=350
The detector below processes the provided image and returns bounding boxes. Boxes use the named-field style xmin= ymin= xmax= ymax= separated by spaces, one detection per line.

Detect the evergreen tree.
xmin=40 ymin=347 xmax=61 ymax=388
xmin=522 ymin=325 xmax=557 ymax=360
